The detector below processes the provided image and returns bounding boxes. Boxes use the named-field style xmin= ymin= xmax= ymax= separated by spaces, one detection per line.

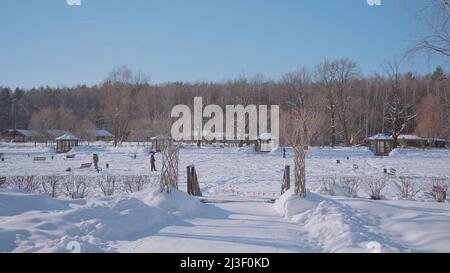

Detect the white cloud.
xmin=66 ymin=0 xmax=81 ymax=6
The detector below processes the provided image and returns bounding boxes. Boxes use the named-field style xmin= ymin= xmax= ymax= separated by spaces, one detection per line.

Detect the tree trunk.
xmin=330 ymin=103 xmax=336 ymax=147
xmin=392 ymin=134 xmax=398 ymax=149
xmin=293 ymin=145 xmax=307 ymax=198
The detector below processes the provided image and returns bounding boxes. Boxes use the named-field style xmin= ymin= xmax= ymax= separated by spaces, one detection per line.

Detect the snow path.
xmin=115 ymin=198 xmax=316 ymax=253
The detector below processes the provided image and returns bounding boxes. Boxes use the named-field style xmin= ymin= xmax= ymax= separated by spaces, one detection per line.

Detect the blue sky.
xmin=0 ymin=0 xmax=447 ymax=88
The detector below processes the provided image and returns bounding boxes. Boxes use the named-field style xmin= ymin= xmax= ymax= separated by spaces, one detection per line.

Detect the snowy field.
xmin=1 ymin=142 xmax=450 ymax=252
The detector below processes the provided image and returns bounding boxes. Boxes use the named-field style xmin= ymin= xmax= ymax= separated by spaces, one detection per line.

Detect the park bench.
xmin=0 ymin=177 xmax=6 ymax=187
xmin=66 ymin=154 xmax=75 ymax=159
xmin=353 ymin=164 xmax=359 ymax=170
xmin=80 ymin=163 xmax=92 ymax=169
xmin=33 ymin=157 xmax=46 ymax=161
xmin=385 ymin=168 xmax=397 ymax=176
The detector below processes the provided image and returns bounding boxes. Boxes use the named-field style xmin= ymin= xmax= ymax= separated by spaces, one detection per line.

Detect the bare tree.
xmin=281 ymin=68 xmax=316 ymax=198
xmin=76 ymin=119 xmax=96 ymax=142
xmin=316 ymin=61 xmax=338 ymax=147
xmin=415 ymin=94 xmax=449 ymax=138
xmin=383 ymin=61 xmax=417 ymax=148
xmin=408 ymin=0 xmax=450 ymax=59
xmin=333 ymin=59 xmax=360 ymax=146
xmin=101 ymin=66 xmax=147 ymax=146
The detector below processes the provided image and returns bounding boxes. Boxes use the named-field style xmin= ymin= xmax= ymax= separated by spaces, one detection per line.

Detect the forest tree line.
xmin=0 ymin=59 xmax=449 ymax=146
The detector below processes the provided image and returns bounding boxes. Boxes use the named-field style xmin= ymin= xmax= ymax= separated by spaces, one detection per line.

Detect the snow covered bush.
xmin=395 ymin=176 xmax=420 ymax=200
xmin=124 ymin=175 xmax=147 ymax=193
xmin=41 ymin=176 xmax=61 ymax=198
xmin=427 ymin=177 xmax=448 ymax=203
xmin=2 ymin=174 xmax=160 ymax=199
xmin=9 ymin=176 xmax=26 ymax=190
xmin=62 ymin=175 xmax=89 ymax=199
xmin=26 ymin=176 xmax=41 ymax=193
xmin=320 ymin=176 xmax=337 ymax=196
xmin=9 ymin=176 xmax=40 ymax=192
xmin=365 ymin=177 xmax=387 ymax=200
xmin=97 ymin=176 xmax=116 ymax=196
xmin=339 ymin=177 xmax=361 ymax=197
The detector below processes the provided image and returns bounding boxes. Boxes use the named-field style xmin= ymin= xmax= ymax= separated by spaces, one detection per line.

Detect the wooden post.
xmin=192 ymin=166 xmax=201 ymax=197
xmin=281 ymin=165 xmax=290 ymax=194
xmin=187 ymin=165 xmax=193 ymax=195
xmin=187 ymin=165 xmax=202 ymax=197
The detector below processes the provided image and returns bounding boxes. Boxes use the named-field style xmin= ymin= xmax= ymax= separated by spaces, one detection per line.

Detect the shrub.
xmin=365 ymin=177 xmax=387 ymax=200
xmin=320 ymin=176 xmax=337 ymax=196
xmin=427 ymin=177 xmax=448 ymax=203
xmin=124 ymin=175 xmax=148 ymax=193
xmin=395 ymin=176 xmax=420 ymax=200
xmin=339 ymin=176 xmax=361 ymax=197
xmin=98 ymin=175 xmax=116 ymax=196
xmin=63 ymin=175 xmax=89 ymax=199
xmin=41 ymin=176 xmax=61 ymax=198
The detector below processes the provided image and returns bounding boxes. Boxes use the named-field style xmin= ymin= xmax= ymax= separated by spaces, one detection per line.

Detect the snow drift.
xmin=0 ymin=188 xmax=211 ymax=253
xmin=274 ymin=189 xmax=401 ymax=253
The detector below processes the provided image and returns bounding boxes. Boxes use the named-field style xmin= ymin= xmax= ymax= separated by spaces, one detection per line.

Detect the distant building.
xmin=0 ymin=129 xmax=37 ymax=142
xmin=425 ymin=138 xmax=448 ymax=148
xmin=56 ymin=132 xmax=79 ymax=153
xmin=47 ymin=129 xmax=67 ymax=141
xmin=255 ymin=133 xmax=277 ymax=152
xmin=88 ymin=129 xmax=114 ymax=141
xmin=397 ymin=134 xmax=425 ymax=148
xmin=367 ymin=133 xmax=393 ymax=156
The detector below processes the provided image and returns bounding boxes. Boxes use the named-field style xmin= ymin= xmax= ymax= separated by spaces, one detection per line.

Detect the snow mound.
xmin=0 ymin=188 xmax=210 ymax=252
xmin=64 ymin=196 xmax=179 ymax=241
xmin=0 ymin=190 xmax=83 ymax=216
xmin=142 ymin=189 xmax=203 ymax=217
xmin=274 ymin=189 xmax=329 ymax=217
xmin=274 ymin=189 xmax=401 ymax=253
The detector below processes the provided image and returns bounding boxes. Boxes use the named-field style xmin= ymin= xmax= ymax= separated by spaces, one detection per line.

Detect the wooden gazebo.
xmin=56 ymin=133 xmax=79 ymax=153
xmin=150 ymin=134 xmax=173 ymax=152
xmin=255 ymin=133 xmax=277 ymax=152
xmin=368 ymin=133 xmax=393 ymax=156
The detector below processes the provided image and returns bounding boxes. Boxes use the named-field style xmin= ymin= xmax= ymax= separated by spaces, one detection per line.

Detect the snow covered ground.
xmin=1 ymin=142 xmax=450 ymax=252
